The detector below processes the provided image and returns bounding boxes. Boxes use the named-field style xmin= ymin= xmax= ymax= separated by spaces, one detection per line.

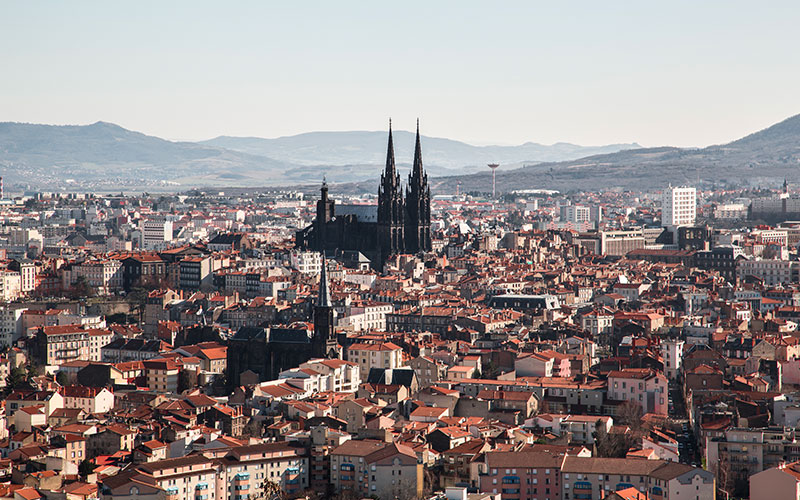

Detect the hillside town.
xmin=0 ymin=166 xmax=800 ymax=500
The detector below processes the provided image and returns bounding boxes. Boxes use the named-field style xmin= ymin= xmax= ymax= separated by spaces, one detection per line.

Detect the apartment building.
xmin=561 ymin=457 xmax=714 ymax=500
xmin=35 ymin=325 xmax=91 ymax=367
xmin=59 ymin=385 xmax=114 ymax=414
xmin=136 ymin=455 xmax=219 ymax=500
xmin=480 ymin=451 xmax=565 ymax=500
xmin=140 ymin=218 xmax=173 ymax=251
xmin=660 ymin=339 xmax=685 ymax=380
xmin=0 ymin=306 xmax=26 ymax=348
xmin=662 ymin=186 xmax=697 ymax=227
xmin=346 ymin=342 xmax=403 ymax=375
xmin=607 ymin=368 xmax=668 ymax=416
xmin=89 ymin=329 xmax=114 ymax=362
xmin=750 ymin=461 xmax=800 ymax=500
xmin=329 ymin=439 xmax=422 ymax=499
xmin=339 ymin=301 xmax=394 ymax=332
xmin=706 ymin=427 xmax=800 ymax=489
xmin=737 ymin=259 xmax=796 ymax=286
xmin=144 ymin=358 xmax=181 ymax=393
xmin=219 ymin=442 xmax=309 ymax=499
xmin=284 ymin=358 xmax=361 ymax=393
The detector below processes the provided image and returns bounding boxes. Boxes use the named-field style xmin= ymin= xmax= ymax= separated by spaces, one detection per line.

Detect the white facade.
xmin=560 ymin=205 xmax=590 ymax=223
xmin=660 ymin=339 xmax=684 ymax=380
xmin=0 ymin=271 xmax=21 ymax=302
xmin=339 ymin=302 xmax=394 ymax=332
xmin=140 ymin=219 xmax=173 ymax=250
xmin=0 ymin=307 xmax=26 ymax=348
xmin=290 ymin=251 xmax=322 ymax=274
xmin=737 ymin=259 xmax=795 ymax=286
xmin=662 ymin=186 xmax=696 ymax=227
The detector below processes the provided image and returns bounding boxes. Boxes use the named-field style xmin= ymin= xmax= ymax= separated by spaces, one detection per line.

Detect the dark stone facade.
xmin=296 ymin=121 xmax=432 ymax=268
xmin=227 ymin=258 xmax=340 ymax=387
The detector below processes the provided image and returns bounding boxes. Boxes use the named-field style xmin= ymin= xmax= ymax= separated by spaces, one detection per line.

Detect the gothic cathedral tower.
xmin=405 ymin=120 xmax=432 ymax=253
xmin=313 ymin=255 xmax=340 ymax=359
xmin=377 ymin=120 xmax=405 ymax=258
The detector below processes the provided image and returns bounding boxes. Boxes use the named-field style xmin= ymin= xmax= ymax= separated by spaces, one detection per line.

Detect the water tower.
xmin=487 ymin=163 xmax=500 ymax=199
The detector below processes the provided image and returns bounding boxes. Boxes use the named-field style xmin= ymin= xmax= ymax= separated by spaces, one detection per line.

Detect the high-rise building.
xmin=662 ymin=185 xmax=696 ymax=227
xmin=560 ymin=205 xmax=591 ymax=223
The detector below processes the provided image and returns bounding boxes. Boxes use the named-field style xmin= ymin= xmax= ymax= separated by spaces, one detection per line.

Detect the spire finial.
xmin=389 ymin=117 xmax=392 ymax=131
xmin=317 ymin=253 xmax=331 ymax=308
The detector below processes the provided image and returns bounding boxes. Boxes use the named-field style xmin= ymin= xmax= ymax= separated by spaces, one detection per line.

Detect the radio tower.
xmin=487 ymin=163 xmax=500 ymax=199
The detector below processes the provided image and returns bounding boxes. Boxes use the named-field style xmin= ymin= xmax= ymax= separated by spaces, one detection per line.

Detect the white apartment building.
xmin=280 ymin=359 xmax=361 ymax=393
xmin=714 ymin=203 xmax=748 ymax=219
xmin=346 ymin=342 xmax=403 ymax=375
xmin=64 ymin=259 xmax=123 ymax=295
xmin=738 ymin=259 xmax=796 ymax=286
xmin=560 ymin=205 xmax=590 ymax=223
xmin=339 ymin=301 xmax=394 ymax=332
xmin=0 ymin=271 xmax=21 ymax=302
xmin=662 ymin=185 xmax=696 ymax=227
xmin=140 ymin=218 xmax=173 ymax=250
xmin=0 ymin=306 xmax=26 ymax=348
xmin=89 ymin=329 xmax=114 ymax=362
xmin=16 ymin=260 xmax=36 ymax=294
xmin=581 ymin=309 xmax=614 ymax=336
xmin=660 ymin=339 xmax=685 ymax=380
xmin=290 ymin=251 xmax=322 ymax=274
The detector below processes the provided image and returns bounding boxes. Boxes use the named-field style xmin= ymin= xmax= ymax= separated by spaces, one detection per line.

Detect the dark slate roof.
xmin=231 ymin=327 xmax=267 ymax=341
xmin=366 ymin=368 xmax=416 ymax=388
xmin=268 ymin=327 xmax=311 ymax=344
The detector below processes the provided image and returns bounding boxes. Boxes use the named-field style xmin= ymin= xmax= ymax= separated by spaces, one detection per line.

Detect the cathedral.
xmin=227 ymin=256 xmax=340 ymax=386
xmin=295 ymin=120 xmax=432 ymax=268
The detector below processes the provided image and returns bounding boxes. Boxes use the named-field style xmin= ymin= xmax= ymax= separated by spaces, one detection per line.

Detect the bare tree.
xmin=617 ymin=401 xmax=644 ymax=434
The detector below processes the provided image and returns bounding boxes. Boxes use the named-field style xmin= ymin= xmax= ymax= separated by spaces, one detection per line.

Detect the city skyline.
xmin=2 ymin=1 xmax=799 ymax=148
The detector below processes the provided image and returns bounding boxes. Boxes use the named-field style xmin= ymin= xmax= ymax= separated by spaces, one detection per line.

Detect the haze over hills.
xmin=0 ymin=113 xmax=799 ymax=193
xmin=0 ymin=121 xmax=639 ymax=191
xmin=419 ymin=113 xmax=800 ymax=195
xmin=200 ymin=131 xmax=640 ymax=174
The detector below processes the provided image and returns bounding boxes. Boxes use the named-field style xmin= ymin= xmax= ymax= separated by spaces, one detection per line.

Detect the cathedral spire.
xmin=384 ymin=118 xmax=397 ymax=181
xmin=317 ymin=254 xmax=331 ymax=308
xmin=412 ymin=118 xmax=423 ymax=179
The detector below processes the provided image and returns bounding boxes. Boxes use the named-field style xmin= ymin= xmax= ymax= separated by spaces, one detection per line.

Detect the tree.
xmin=617 ymin=401 xmax=644 ymax=433
xmin=56 ymin=371 xmax=69 ymax=387
xmin=242 ymin=418 xmax=263 ymax=439
xmin=78 ymin=459 xmax=97 ymax=478
xmin=251 ymin=479 xmax=283 ymax=500
xmin=177 ymin=370 xmax=194 ymax=393
xmin=4 ymin=365 xmax=27 ymax=395
xmin=593 ymin=419 xmax=636 ymax=458
xmin=71 ymin=276 xmax=95 ymax=299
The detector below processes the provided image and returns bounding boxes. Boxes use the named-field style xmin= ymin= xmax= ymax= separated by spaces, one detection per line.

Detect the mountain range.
xmin=1 ymin=113 xmax=799 ymax=193
xmin=0 ymin=121 xmax=638 ymax=190
xmin=422 ymin=114 xmax=800 ymax=195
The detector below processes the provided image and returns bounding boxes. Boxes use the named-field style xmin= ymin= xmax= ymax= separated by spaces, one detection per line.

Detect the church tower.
xmin=312 ymin=255 xmax=339 ymax=359
xmin=405 ymin=120 xmax=432 ymax=253
xmin=314 ymin=177 xmax=335 ymax=251
xmin=377 ymin=120 xmax=405 ymax=258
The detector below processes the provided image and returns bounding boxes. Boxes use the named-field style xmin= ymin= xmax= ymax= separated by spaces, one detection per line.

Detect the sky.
xmin=1 ymin=1 xmax=799 ymax=148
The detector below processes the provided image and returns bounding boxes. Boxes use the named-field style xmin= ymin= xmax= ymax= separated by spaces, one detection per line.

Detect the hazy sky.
xmin=2 ymin=1 xmax=799 ymax=147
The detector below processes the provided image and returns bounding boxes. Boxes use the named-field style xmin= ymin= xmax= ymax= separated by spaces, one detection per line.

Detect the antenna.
xmin=488 ymin=164 xmax=500 ymax=199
